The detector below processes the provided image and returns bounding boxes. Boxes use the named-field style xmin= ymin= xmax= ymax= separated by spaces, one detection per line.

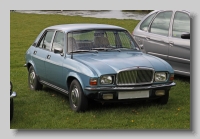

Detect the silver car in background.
xmin=132 ymin=10 xmax=190 ymax=76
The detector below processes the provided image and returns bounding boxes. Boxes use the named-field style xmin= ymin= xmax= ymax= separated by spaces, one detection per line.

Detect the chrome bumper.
xmin=85 ymin=82 xmax=176 ymax=91
xmin=10 ymin=91 xmax=17 ymax=98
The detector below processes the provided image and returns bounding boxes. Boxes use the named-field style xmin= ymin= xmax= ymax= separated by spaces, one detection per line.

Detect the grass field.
xmin=10 ymin=12 xmax=190 ymax=129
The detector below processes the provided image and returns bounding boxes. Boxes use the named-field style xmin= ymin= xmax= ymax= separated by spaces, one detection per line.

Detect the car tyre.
xmin=69 ymin=79 xmax=88 ymax=112
xmin=156 ymin=90 xmax=169 ymax=105
xmin=10 ymin=99 xmax=13 ymax=121
xmin=28 ymin=66 xmax=43 ymax=90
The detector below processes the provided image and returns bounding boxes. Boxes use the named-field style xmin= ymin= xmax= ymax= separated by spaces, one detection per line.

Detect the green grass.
xmin=10 ymin=12 xmax=190 ymax=129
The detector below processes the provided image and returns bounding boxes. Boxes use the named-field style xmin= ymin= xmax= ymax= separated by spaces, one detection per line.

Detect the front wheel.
xmin=28 ymin=66 xmax=43 ymax=90
xmin=69 ymin=79 xmax=88 ymax=112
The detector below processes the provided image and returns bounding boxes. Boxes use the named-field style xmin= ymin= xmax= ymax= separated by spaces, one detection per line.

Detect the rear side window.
xmin=150 ymin=11 xmax=173 ymax=36
xmin=140 ymin=12 xmax=157 ymax=32
xmin=37 ymin=30 xmax=54 ymax=50
xmin=172 ymin=12 xmax=190 ymax=38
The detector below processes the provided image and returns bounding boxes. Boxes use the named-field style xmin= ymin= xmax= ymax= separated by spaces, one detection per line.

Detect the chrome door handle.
xmin=47 ymin=55 xmax=51 ymax=59
xmin=33 ymin=51 xmax=37 ymax=55
xmin=169 ymin=42 xmax=174 ymax=47
xmin=145 ymin=37 xmax=150 ymax=40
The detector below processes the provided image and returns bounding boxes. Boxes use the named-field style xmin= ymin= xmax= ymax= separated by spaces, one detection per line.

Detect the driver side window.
xmin=172 ymin=12 xmax=190 ymax=38
xmin=52 ymin=31 xmax=64 ymax=51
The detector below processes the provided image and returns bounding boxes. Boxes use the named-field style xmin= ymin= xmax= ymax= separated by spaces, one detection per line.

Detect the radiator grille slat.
xmin=117 ymin=69 xmax=153 ymax=85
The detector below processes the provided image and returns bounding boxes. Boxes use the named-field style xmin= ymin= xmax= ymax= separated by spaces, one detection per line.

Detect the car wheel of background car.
xmin=156 ymin=90 xmax=169 ymax=105
xmin=10 ymin=99 xmax=13 ymax=121
xmin=28 ymin=66 xmax=43 ymax=90
xmin=69 ymin=79 xmax=88 ymax=112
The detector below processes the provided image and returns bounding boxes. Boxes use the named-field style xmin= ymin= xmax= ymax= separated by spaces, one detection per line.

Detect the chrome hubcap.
xmin=29 ymin=70 xmax=35 ymax=88
xmin=71 ymin=86 xmax=79 ymax=108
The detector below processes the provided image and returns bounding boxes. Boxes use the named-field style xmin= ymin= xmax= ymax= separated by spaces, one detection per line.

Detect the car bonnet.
xmin=73 ymin=51 xmax=173 ymax=76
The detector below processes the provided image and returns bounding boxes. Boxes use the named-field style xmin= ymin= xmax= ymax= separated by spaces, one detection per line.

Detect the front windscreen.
xmin=67 ymin=29 xmax=139 ymax=53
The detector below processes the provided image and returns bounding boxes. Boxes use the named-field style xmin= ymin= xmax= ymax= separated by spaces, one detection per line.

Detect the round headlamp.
xmin=155 ymin=72 xmax=167 ymax=82
xmin=100 ymin=75 xmax=113 ymax=84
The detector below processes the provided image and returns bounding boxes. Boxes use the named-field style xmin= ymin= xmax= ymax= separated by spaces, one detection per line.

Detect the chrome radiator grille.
xmin=116 ymin=69 xmax=154 ymax=85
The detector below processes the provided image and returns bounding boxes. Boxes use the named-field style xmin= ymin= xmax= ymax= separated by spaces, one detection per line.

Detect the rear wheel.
xmin=69 ymin=79 xmax=88 ymax=112
xmin=156 ymin=90 xmax=169 ymax=105
xmin=28 ymin=66 xmax=43 ymax=90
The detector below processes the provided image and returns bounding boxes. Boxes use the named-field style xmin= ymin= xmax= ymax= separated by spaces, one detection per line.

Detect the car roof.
xmin=150 ymin=10 xmax=190 ymax=14
xmin=45 ymin=23 xmax=126 ymax=32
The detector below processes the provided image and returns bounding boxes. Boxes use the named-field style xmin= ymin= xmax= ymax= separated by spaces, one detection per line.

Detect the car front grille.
xmin=116 ymin=68 xmax=154 ymax=85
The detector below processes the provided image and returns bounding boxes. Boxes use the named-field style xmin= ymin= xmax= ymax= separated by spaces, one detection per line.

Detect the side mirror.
xmin=54 ymin=47 xmax=63 ymax=55
xmin=181 ymin=33 xmax=190 ymax=39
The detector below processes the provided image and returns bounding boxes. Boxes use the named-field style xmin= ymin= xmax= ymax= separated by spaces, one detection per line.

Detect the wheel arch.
xmin=26 ymin=61 xmax=36 ymax=73
xmin=66 ymin=72 xmax=85 ymax=93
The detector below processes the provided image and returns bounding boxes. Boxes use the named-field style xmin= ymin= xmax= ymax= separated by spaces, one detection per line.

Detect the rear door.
xmin=32 ymin=30 xmax=54 ymax=81
xmin=168 ymin=11 xmax=190 ymax=76
xmin=143 ymin=11 xmax=173 ymax=62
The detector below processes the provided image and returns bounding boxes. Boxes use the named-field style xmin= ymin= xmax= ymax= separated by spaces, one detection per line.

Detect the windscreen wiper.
xmin=70 ymin=50 xmax=98 ymax=53
xmin=92 ymin=48 xmax=121 ymax=52
xmin=106 ymin=48 xmax=121 ymax=52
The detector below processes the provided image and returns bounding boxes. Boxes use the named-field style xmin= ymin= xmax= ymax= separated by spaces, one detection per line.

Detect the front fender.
xmin=66 ymin=72 xmax=86 ymax=92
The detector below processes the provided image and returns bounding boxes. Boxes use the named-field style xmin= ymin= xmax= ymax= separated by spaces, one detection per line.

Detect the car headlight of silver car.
xmin=154 ymin=72 xmax=167 ymax=82
xmin=100 ymin=75 xmax=113 ymax=84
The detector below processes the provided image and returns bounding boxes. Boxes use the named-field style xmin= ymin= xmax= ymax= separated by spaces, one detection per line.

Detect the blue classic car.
xmin=24 ymin=24 xmax=176 ymax=112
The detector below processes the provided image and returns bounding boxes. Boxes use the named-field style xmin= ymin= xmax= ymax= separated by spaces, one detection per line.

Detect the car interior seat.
xmin=68 ymin=37 xmax=78 ymax=52
xmin=94 ymin=36 xmax=110 ymax=48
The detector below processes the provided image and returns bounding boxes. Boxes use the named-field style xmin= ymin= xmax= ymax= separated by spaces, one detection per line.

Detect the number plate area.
xmin=118 ymin=90 xmax=149 ymax=99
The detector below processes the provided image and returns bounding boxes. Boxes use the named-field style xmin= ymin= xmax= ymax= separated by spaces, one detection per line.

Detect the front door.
xmin=45 ymin=31 xmax=65 ymax=88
